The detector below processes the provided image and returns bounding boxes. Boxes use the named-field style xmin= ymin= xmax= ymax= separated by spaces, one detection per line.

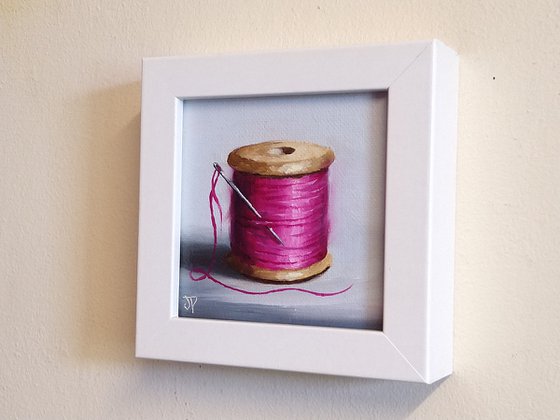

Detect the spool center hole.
xmin=268 ymin=146 xmax=295 ymax=155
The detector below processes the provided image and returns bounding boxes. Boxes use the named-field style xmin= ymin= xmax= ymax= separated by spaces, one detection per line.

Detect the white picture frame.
xmin=136 ymin=40 xmax=458 ymax=383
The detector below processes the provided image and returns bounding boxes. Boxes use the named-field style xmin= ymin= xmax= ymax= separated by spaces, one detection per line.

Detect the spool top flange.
xmin=227 ymin=140 xmax=335 ymax=176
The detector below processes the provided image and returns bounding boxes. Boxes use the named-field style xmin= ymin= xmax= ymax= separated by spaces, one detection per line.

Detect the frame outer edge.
xmin=426 ymin=40 xmax=458 ymax=383
xmin=136 ymin=58 xmax=152 ymax=356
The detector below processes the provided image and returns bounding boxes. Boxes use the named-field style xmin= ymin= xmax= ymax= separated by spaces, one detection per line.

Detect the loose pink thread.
xmin=189 ymin=168 xmax=352 ymax=297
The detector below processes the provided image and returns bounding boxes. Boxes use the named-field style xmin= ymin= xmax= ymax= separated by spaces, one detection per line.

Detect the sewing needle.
xmin=212 ymin=162 xmax=284 ymax=246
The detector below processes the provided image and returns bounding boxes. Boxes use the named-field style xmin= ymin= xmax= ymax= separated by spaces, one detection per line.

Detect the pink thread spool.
xmin=227 ymin=141 xmax=335 ymax=283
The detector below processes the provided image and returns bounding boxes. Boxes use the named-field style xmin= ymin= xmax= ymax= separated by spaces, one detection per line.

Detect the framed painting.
xmin=136 ymin=40 xmax=458 ymax=383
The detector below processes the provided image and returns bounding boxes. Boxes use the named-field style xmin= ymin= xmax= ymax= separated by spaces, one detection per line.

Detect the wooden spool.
xmin=227 ymin=140 xmax=335 ymax=283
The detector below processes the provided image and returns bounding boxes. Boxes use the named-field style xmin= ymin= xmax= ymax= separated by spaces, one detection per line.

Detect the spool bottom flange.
xmin=227 ymin=253 xmax=332 ymax=283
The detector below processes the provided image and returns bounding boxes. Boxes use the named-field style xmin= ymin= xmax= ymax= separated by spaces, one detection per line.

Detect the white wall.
xmin=2 ymin=1 xmax=559 ymax=418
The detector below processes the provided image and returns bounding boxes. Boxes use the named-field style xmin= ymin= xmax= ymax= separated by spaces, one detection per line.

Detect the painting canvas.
xmin=179 ymin=91 xmax=387 ymax=330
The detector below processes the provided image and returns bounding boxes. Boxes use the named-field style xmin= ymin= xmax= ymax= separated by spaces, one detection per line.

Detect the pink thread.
xmin=230 ymin=170 xmax=330 ymax=270
xmin=189 ymin=168 xmax=352 ymax=297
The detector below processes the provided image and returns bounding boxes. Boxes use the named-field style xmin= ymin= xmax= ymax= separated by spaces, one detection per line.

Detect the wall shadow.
xmin=132 ymin=359 xmax=445 ymax=419
xmin=78 ymin=82 xmax=141 ymax=363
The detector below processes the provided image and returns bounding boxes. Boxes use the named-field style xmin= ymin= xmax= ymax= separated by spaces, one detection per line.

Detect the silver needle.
xmin=213 ymin=162 xmax=284 ymax=246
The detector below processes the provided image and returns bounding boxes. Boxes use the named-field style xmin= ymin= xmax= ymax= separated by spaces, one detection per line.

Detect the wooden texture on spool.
xmin=227 ymin=140 xmax=334 ymax=282
xmin=227 ymin=140 xmax=335 ymax=176
xmin=227 ymin=253 xmax=332 ymax=283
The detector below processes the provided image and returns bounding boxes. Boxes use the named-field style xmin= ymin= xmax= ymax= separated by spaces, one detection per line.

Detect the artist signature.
xmin=182 ymin=295 xmax=198 ymax=314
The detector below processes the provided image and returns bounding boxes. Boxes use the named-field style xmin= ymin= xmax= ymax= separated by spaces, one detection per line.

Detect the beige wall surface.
xmin=2 ymin=0 xmax=559 ymax=418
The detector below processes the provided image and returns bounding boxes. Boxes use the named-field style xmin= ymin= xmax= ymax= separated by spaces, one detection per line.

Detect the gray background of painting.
xmin=180 ymin=92 xmax=387 ymax=329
